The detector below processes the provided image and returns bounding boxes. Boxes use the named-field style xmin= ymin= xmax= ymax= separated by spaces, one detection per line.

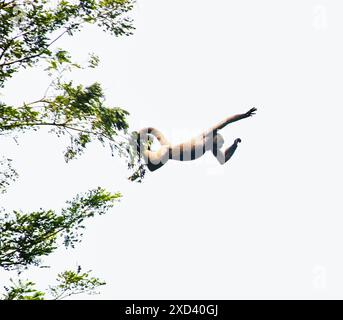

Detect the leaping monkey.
xmin=136 ymin=107 xmax=257 ymax=172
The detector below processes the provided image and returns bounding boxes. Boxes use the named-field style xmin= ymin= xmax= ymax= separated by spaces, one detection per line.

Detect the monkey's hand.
xmin=245 ymin=107 xmax=257 ymax=117
xmin=234 ymin=138 xmax=242 ymax=144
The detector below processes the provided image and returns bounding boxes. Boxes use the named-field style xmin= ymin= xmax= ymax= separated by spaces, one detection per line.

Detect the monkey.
xmin=136 ymin=107 xmax=257 ymax=172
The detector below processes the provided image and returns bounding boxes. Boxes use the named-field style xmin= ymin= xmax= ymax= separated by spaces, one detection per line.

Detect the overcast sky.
xmin=1 ymin=0 xmax=343 ymax=299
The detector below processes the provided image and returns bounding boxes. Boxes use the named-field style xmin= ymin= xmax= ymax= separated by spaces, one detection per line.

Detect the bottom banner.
xmin=0 ymin=300 xmax=336 ymax=318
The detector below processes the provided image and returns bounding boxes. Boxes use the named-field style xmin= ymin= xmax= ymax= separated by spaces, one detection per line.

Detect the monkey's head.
xmin=213 ymin=133 xmax=224 ymax=149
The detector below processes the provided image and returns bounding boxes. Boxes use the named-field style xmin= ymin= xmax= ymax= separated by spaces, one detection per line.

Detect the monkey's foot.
xmin=234 ymin=138 xmax=242 ymax=144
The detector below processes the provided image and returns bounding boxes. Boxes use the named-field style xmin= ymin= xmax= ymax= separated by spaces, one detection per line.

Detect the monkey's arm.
xmin=206 ymin=107 xmax=257 ymax=134
xmin=138 ymin=127 xmax=170 ymax=145
xmin=213 ymin=138 xmax=241 ymax=165
xmin=143 ymin=147 xmax=170 ymax=171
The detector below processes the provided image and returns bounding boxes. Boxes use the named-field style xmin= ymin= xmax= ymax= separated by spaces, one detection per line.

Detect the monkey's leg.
xmin=213 ymin=138 xmax=241 ymax=165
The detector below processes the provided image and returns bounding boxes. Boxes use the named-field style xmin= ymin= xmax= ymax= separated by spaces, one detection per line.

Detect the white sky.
xmin=1 ymin=0 xmax=343 ymax=299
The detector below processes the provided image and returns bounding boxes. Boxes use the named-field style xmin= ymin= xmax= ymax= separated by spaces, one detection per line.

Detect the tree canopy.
xmin=0 ymin=0 xmax=144 ymax=299
xmin=0 ymin=0 xmax=134 ymax=87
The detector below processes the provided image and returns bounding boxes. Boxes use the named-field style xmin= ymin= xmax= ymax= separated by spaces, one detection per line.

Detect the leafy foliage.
xmin=0 ymin=0 xmax=146 ymax=300
xmin=0 ymin=0 xmax=135 ymax=87
xmin=49 ymin=267 xmax=106 ymax=300
xmin=0 ymin=187 xmax=121 ymax=270
xmin=0 ymin=78 xmax=130 ymax=161
xmin=0 ymin=157 xmax=18 ymax=193
xmin=0 ymin=0 xmax=144 ymax=181
xmin=3 ymin=266 xmax=105 ymax=300
xmin=2 ymin=279 xmax=45 ymax=300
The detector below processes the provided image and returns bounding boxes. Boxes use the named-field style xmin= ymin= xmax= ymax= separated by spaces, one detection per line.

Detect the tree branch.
xmin=0 ymin=28 xmax=70 ymax=67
